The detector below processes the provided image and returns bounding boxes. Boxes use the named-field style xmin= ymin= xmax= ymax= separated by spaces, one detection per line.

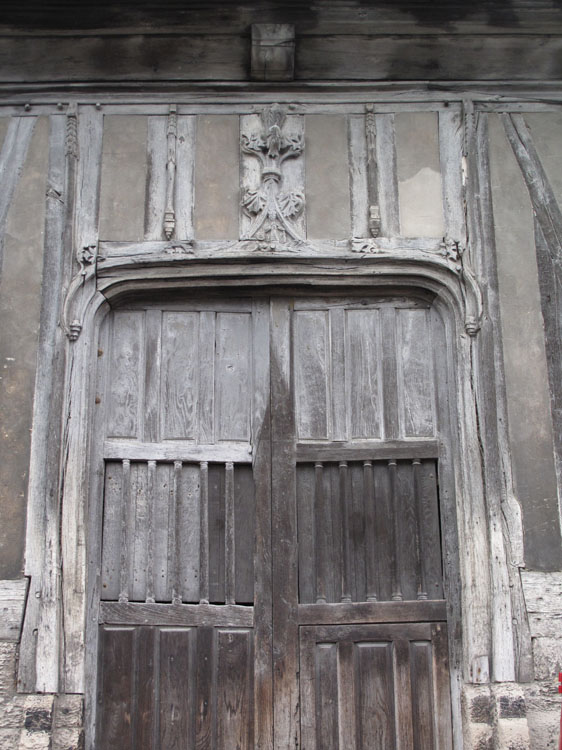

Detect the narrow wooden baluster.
xmin=119 ymin=459 xmax=131 ymax=603
xmin=412 ymin=459 xmax=428 ymax=600
xmin=364 ymin=460 xmax=378 ymax=602
xmin=339 ymin=461 xmax=352 ymax=603
xmin=315 ymin=462 xmax=327 ymax=603
xmin=146 ymin=460 xmax=156 ymax=603
xmin=172 ymin=461 xmax=182 ymax=604
xmin=199 ymin=461 xmax=209 ymax=604
xmin=389 ymin=459 xmax=403 ymax=601
xmin=225 ymin=461 xmax=236 ymax=605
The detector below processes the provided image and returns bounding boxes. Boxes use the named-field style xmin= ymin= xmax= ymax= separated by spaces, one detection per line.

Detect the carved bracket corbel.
xmin=240 ymin=104 xmax=305 ymax=251
xmin=62 ymin=244 xmax=97 ymax=341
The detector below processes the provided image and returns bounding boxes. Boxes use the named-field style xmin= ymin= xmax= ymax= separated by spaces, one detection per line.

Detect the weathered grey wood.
xmin=198 ymin=311 xmax=215 ymax=444
xmin=97 ymin=627 xmax=134 ymax=750
xmin=375 ymin=113 xmax=400 ymax=236
xmin=389 ymin=461 xmax=403 ymax=601
xmin=315 ymin=643 xmax=339 ymax=749
xmin=0 ymin=579 xmax=28 ymax=641
xmin=107 ymin=311 xmax=143 ymax=439
xmin=119 ymin=460 xmax=131 ymax=603
xmin=18 ymin=113 xmax=63 ymax=692
xmin=195 ymin=626 xmax=213 ymax=750
xmin=347 ymin=308 xmax=383 ymax=439
xmin=363 ymin=461 xmax=377 ymax=602
xmin=216 ymin=629 xmax=254 ymax=750
xmin=174 ymin=115 xmax=196 ymax=240
xmin=143 ymin=309 xmax=162 ymax=443
xmin=199 ymin=462 xmax=209 ymax=604
xmin=394 ymin=639 xmax=415 ymax=749
xmin=159 ymin=628 xmax=195 ymax=749
xmin=146 ymin=460 xmax=156 ymax=602
xmin=339 ymin=462 xmax=352 ymax=603
xmin=439 ymin=107 xmax=466 ymax=244
xmin=161 ymin=311 xmax=198 ymax=439
xmin=270 ymin=298 xmax=299 ymax=750
xmin=171 ymin=461 xmax=183 ymax=604
xmin=329 ymin=307 xmax=346 ymax=441
xmin=163 ymin=105 xmax=178 ymax=240
xmin=215 ymin=313 xmax=252 ymax=441
xmin=431 ymin=622 xmax=454 ymax=750
xmin=144 ymin=115 xmax=167 ymax=241
xmin=381 ymin=306 xmax=399 ymax=439
xmin=0 ymin=116 xmax=35 ymax=276
xmin=337 ymin=641 xmax=357 ymax=750
xmin=348 ymin=114 xmax=369 ymax=238
xmin=298 ymin=599 xmax=446 ymax=625
xmin=103 ymin=439 xmax=251 ymax=463
xmin=251 ymin=24 xmax=295 ymax=82
xmin=314 ymin=462 xmax=328 ymax=604
xmin=224 ymin=462 xmax=236 ymax=605
xmin=100 ymin=602 xmax=254 ymax=627
xmin=75 ymin=106 xmax=103 ymax=252
xmin=294 ymin=310 xmax=329 ymax=438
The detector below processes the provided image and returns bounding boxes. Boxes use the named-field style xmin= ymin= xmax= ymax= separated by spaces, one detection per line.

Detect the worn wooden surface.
xmin=0 ymin=579 xmax=28 ymax=641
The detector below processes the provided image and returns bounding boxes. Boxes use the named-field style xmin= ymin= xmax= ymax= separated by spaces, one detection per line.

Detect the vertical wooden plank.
xmin=208 ymin=464 xmax=225 ymax=603
xmin=280 ymin=114 xmax=306 ymax=240
xmin=419 ymin=460 xmax=444 ymax=600
xmin=375 ymin=113 xmax=400 ymax=237
xmin=357 ymin=642 xmax=395 ymax=749
xmin=439 ymin=107 xmax=466 ymax=244
xmin=144 ymin=116 xmax=167 ymax=240
xmin=75 ymin=106 xmax=103 ymax=252
xmin=216 ymin=630 xmax=254 ymax=750
xmin=146 ymin=461 xmax=156 ymax=603
xmin=364 ymin=460 xmax=378 ymax=602
xmin=410 ymin=641 xmax=435 ymax=750
xmin=347 ymin=308 xmax=383 ymax=439
xmin=234 ymin=464 xmax=255 ymax=604
xmin=393 ymin=639 xmax=415 ymax=750
xmin=381 ymin=306 xmax=399 ymax=439
xmin=330 ymin=307 xmax=347 ymax=441
xmin=297 ymin=465 xmax=316 ymax=605
xmin=271 ymin=298 xmax=299 ymax=750
xmin=198 ymin=311 xmax=215 ymax=444
xmin=215 ymin=312 xmax=251 ymax=441
xmin=119 ymin=459 xmax=131 ymax=603
xmin=314 ymin=643 xmax=339 ymax=750
xmin=165 ymin=462 xmax=177 ymax=602
xmin=107 ymin=311 xmax=143 ymax=439
xmin=348 ymin=114 xmax=369 ymax=238
xmin=328 ymin=463 xmax=343 ymax=603
xmin=135 ymin=627 xmax=156 ymax=750
xmin=159 ymin=628 xmax=195 ymax=749
xmin=98 ymin=627 xmax=135 ymax=750
xmin=251 ymin=299 xmax=273 ymax=750
xmin=299 ymin=629 xmax=317 ymax=750
xmin=101 ymin=461 xmax=122 ymax=601
xmin=389 ymin=460 xmax=403 ymax=601
xmin=175 ymin=115 xmax=196 ymax=239
xmin=131 ymin=461 xmax=148 ymax=602
xmin=172 ymin=461 xmax=183 ymax=604
xmin=294 ymin=310 xmax=330 ymax=439
xmin=161 ymin=311 xmax=199 ymax=440
xmin=154 ymin=463 xmax=172 ymax=602
xmin=225 ymin=462 xmax=236 ymax=604
xmin=413 ymin=460 xmax=428 ymax=600
xmin=396 ymin=462 xmax=418 ymax=601
xmin=199 ymin=462 xmax=209 ymax=603
xmin=431 ymin=623 xmax=453 ymax=750
xmin=181 ymin=463 xmax=201 ymax=603
xmin=144 ymin=309 xmax=162 ymax=443
xmin=374 ymin=461 xmax=393 ymax=602
xmin=350 ymin=461 xmax=367 ymax=603
xmin=195 ymin=626 xmax=214 ymax=750
xmin=337 ymin=641 xmax=357 ymax=750
xmin=397 ymin=308 xmax=435 ymax=438
xmin=314 ymin=462 xmax=327 ymax=604
xmin=339 ymin=462 xmax=352 ymax=603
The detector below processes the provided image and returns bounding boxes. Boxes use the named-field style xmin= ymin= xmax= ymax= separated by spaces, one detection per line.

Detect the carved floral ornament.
xmin=241 ymin=104 xmax=305 ymax=250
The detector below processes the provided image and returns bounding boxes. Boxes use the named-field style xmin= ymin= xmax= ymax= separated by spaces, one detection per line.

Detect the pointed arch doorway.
xmin=91 ymin=290 xmax=455 ymax=749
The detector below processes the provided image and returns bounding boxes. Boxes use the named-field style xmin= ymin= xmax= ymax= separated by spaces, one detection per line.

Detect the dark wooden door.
xmin=93 ymin=294 xmax=453 ymax=749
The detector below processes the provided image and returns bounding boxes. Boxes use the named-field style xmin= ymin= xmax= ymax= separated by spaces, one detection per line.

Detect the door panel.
xmin=299 ymin=623 xmax=452 ymax=750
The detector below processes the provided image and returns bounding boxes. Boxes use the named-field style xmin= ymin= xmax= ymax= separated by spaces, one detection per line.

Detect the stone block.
xmin=0 ymin=697 xmax=25 ymax=728
xmin=52 ymin=726 xmax=84 ymax=750
xmin=526 ymin=709 xmax=560 ymax=750
xmin=0 ymin=643 xmax=17 ymax=694
xmin=532 ymin=637 xmax=562 ymax=680
xmin=18 ymin=729 xmax=51 ymax=750
xmin=53 ymin=695 xmax=83 ymax=729
xmin=0 ymin=728 xmax=21 ymax=750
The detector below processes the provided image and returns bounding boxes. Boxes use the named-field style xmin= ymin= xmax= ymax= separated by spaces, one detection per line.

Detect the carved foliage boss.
xmin=241 ymin=104 xmax=305 ymax=249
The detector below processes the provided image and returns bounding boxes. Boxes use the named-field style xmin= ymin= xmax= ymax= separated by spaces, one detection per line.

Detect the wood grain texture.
xmin=0 ymin=578 xmax=28 ymax=641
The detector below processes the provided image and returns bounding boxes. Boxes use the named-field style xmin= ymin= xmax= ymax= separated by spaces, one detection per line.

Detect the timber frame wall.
xmin=6 ymin=88 xmax=558 ymax=748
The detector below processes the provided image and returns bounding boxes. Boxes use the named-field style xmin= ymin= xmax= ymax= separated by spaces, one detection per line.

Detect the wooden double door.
xmin=94 ymin=294 xmax=453 ymax=749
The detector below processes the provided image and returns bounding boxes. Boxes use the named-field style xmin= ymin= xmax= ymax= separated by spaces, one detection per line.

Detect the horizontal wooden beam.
xmin=103 ymin=439 xmax=252 ymax=463
xmin=296 ymin=439 xmax=440 ymax=463
xmin=100 ymin=601 xmax=254 ymax=627
xmin=298 ymin=599 xmax=446 ymax=626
